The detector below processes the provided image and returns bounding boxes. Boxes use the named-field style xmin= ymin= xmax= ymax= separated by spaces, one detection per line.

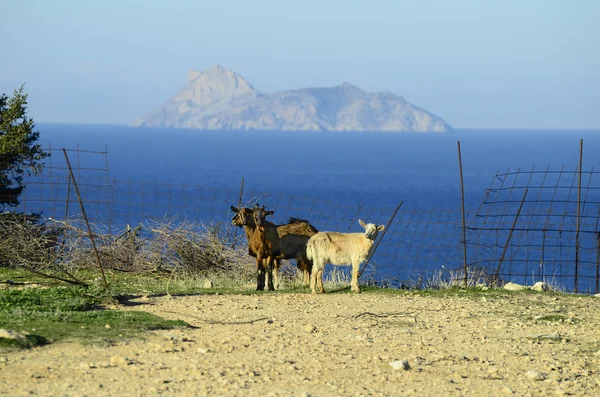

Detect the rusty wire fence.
xmin=11 ymin=143 xmax=600 ymax=293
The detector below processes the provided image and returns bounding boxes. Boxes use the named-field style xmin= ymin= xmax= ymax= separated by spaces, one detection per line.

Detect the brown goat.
xmin=230 ymin=205 xmax=318 ymax=289
xmin=251 ymin=205 xmax=276 ymax=290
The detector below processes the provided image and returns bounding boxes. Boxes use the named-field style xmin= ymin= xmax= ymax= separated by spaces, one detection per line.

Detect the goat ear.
xmin=358 ymin=219 xmax=366 ymax=228
xmin=230 ymin=206 xmax=239 ymax=213
xmin=266 ymin=210 xmax=274 ymax=216
xmin=378 ymin=225 xmax=385 ymax=231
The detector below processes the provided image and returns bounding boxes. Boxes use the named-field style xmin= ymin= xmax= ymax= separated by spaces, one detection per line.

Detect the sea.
xmin=18 ymin=124 xmax=600 ymax=292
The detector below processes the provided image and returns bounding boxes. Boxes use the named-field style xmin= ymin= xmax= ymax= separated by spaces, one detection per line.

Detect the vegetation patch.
xmin=0 ymin=285 xmax=189 ymax=350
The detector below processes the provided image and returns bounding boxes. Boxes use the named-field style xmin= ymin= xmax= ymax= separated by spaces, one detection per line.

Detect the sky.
xmin=1 ymin=0 xmax=599 ymax=129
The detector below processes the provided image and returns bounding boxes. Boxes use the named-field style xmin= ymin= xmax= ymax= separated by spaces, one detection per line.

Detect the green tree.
xmin=0 ymin=85 xmax=49 ymax=207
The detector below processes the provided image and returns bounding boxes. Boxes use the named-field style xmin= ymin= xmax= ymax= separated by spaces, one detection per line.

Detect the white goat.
xmin=306 ymin=219 xmax=384 ymax=294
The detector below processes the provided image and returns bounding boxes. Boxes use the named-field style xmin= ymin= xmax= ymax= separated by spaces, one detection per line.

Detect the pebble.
xmin=110 ymin=356 xmax=128 ymax=367
xmin=526 ymin=370 xmax=547 ymax=381
xmin=389 ymin=360 xmax=411 ymax=370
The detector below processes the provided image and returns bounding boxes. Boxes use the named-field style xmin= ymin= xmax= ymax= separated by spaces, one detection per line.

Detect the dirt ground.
xmin=1 ymin=290 xmax=599 ymax=396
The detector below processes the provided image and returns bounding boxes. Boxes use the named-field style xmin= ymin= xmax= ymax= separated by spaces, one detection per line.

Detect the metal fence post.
xmin=458 ymin=141 xmax=469 ymax=287
xmin=575 ymin=139 xmax=583 ymax=292
xmin=495 ymin=189 xmax=528 ymax=279
xmin=62 ymin=149 xmax=109 ymax=290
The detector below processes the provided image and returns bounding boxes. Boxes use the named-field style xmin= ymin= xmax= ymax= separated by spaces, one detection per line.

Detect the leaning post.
xmin=458 ymin=141 xmax=469 ymax=288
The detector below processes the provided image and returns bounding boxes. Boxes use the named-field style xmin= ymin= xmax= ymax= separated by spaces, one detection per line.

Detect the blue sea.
xmin=20 ymin=124 xmax=600 ymax=292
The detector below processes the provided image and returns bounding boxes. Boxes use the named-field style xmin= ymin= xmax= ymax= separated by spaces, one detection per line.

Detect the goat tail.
xmin=306 ymin=240 xmax=315 ymax=262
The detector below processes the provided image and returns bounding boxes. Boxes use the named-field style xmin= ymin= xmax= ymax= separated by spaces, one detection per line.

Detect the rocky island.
xmin=132 ymin=65 xmax=452 ymax=132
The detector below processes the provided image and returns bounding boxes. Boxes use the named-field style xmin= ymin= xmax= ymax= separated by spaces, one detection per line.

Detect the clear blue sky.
xmin=1 ymin=0 xmax=598 ymax=129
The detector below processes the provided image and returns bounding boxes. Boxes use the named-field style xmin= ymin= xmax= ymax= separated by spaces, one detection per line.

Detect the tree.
xmin=0 ymin=85 xmax=49 ymax=207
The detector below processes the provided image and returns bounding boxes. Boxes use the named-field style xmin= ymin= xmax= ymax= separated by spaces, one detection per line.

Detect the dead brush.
xmin=144 ymin=217 xmax=254 ymax=278
xmin=0 ymin=212 xmax=85 ymax=285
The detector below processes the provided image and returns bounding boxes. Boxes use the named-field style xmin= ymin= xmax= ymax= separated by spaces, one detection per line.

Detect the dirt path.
xmin=1 ymin=291 xmax=599 ymax=396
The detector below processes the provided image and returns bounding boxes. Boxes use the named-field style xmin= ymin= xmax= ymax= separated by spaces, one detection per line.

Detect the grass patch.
xmin=0 ymin=284 xmax=189 ymax=351
xmin=1 ymin=310 xmax=187 ymax=347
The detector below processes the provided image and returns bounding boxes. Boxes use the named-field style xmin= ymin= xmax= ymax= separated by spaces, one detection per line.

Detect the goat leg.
xmin=266 ymin=257 xmax=275 ymax=291
xmin=272 ymin=259 xmax=280 ymax=290
xmin=256 ymin=256 xmax=265 ymax=291
xmin=351 ymin=261 xmax=361 ymax=293
xmin=317 ymin=268 xmax=325 ymax=293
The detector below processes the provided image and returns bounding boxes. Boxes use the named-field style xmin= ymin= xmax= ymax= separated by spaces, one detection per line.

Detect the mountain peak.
xmin=338 ymin=81 xmax=361 ymax=91
xmin=178 ymin=65 xmax=256 ymax=106
xmin=187 ymin=65 xmax=241 ymax=82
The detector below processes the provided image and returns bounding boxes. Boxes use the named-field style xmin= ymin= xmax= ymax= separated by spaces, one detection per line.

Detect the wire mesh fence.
xmin=10 ymin=142 xmax=600 ymax=293
xmin=467 ymin=163 xmax=600 ymax=293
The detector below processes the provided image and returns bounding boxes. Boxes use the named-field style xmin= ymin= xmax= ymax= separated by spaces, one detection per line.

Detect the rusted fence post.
xmin=596 ymin=232 xmax=600 ymax=294
xmin=62 ymin=149 xmax=109 ymax=290
xmin=574 ymin=139 xmax=583 ymax=293
xmin=495 ymin=189 xmax=528 ymax=279
xmin=64 ymin=173 xmax=72 ymax=219
xmin=359 ymin=201 xmax=403 ymax=279
xmin=457 ymin=141 xmax=469 ymax=287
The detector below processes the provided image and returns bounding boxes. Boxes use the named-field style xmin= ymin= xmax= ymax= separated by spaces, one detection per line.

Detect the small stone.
xmin=110 ymin=356 xmax=128 ymax=367
xmin=0 ymin=357 xmax=8 ymax=363
xmin=197 ymin=348 xmax=210 ymax=354
xmin=203 ymin=279 xmax=214 ymax=289
xmin=526 ymin=370 xmax=547 ymax=381
xmin=530 ymin=333 xmax=562 ymax=342
xmin=104 ymin=324 xmax=111 ymax=329
xmin=389 ymin=360 xmax=411 ymax=370
xmin=531 ymin=282 xmax=549 ymax=292
xmin=304 ymin=325 xmax=317 ymax=333
xmin=594 ymin=293 xmax=600 ymax=298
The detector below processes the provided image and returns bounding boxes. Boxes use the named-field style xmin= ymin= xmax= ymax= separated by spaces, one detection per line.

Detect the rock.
xmin=531 ymin=282 xmax=549 ymax=292
xmin=304 ymin=325 xmax=317 ymax=333
xmin=0 ymin=329 xmax=26 ymax=340
xmin=530 ymin=333 xmax=562 ymax=342
xmin=104 ymin=324 xmax=111 ymax=329
xmin=504 ymin=282 xmax=527 ymax=291
xmin=203 ymin=279 xmax=214 ymax=289
xmin=594 ymin=293 xmax=600 ymax=298
xmin=526 ymin=370 xmax=547 ymax=381
xmin=389 ymin=360 xmax=411 ymax=370
xmin=110 ymin=356 xmax=128 ymax=367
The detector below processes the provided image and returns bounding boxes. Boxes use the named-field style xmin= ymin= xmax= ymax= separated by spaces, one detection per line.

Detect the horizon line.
xmin=35 ymin=121 xmax=600 ymax=132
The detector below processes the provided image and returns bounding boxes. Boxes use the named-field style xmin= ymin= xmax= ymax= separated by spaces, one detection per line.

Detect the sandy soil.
xmin=1 ymin=291 xmax=599 ymax=396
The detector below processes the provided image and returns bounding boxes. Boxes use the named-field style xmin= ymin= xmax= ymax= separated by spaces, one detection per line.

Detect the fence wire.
xmin=11 ymin=145 xmax=600 ymax=293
